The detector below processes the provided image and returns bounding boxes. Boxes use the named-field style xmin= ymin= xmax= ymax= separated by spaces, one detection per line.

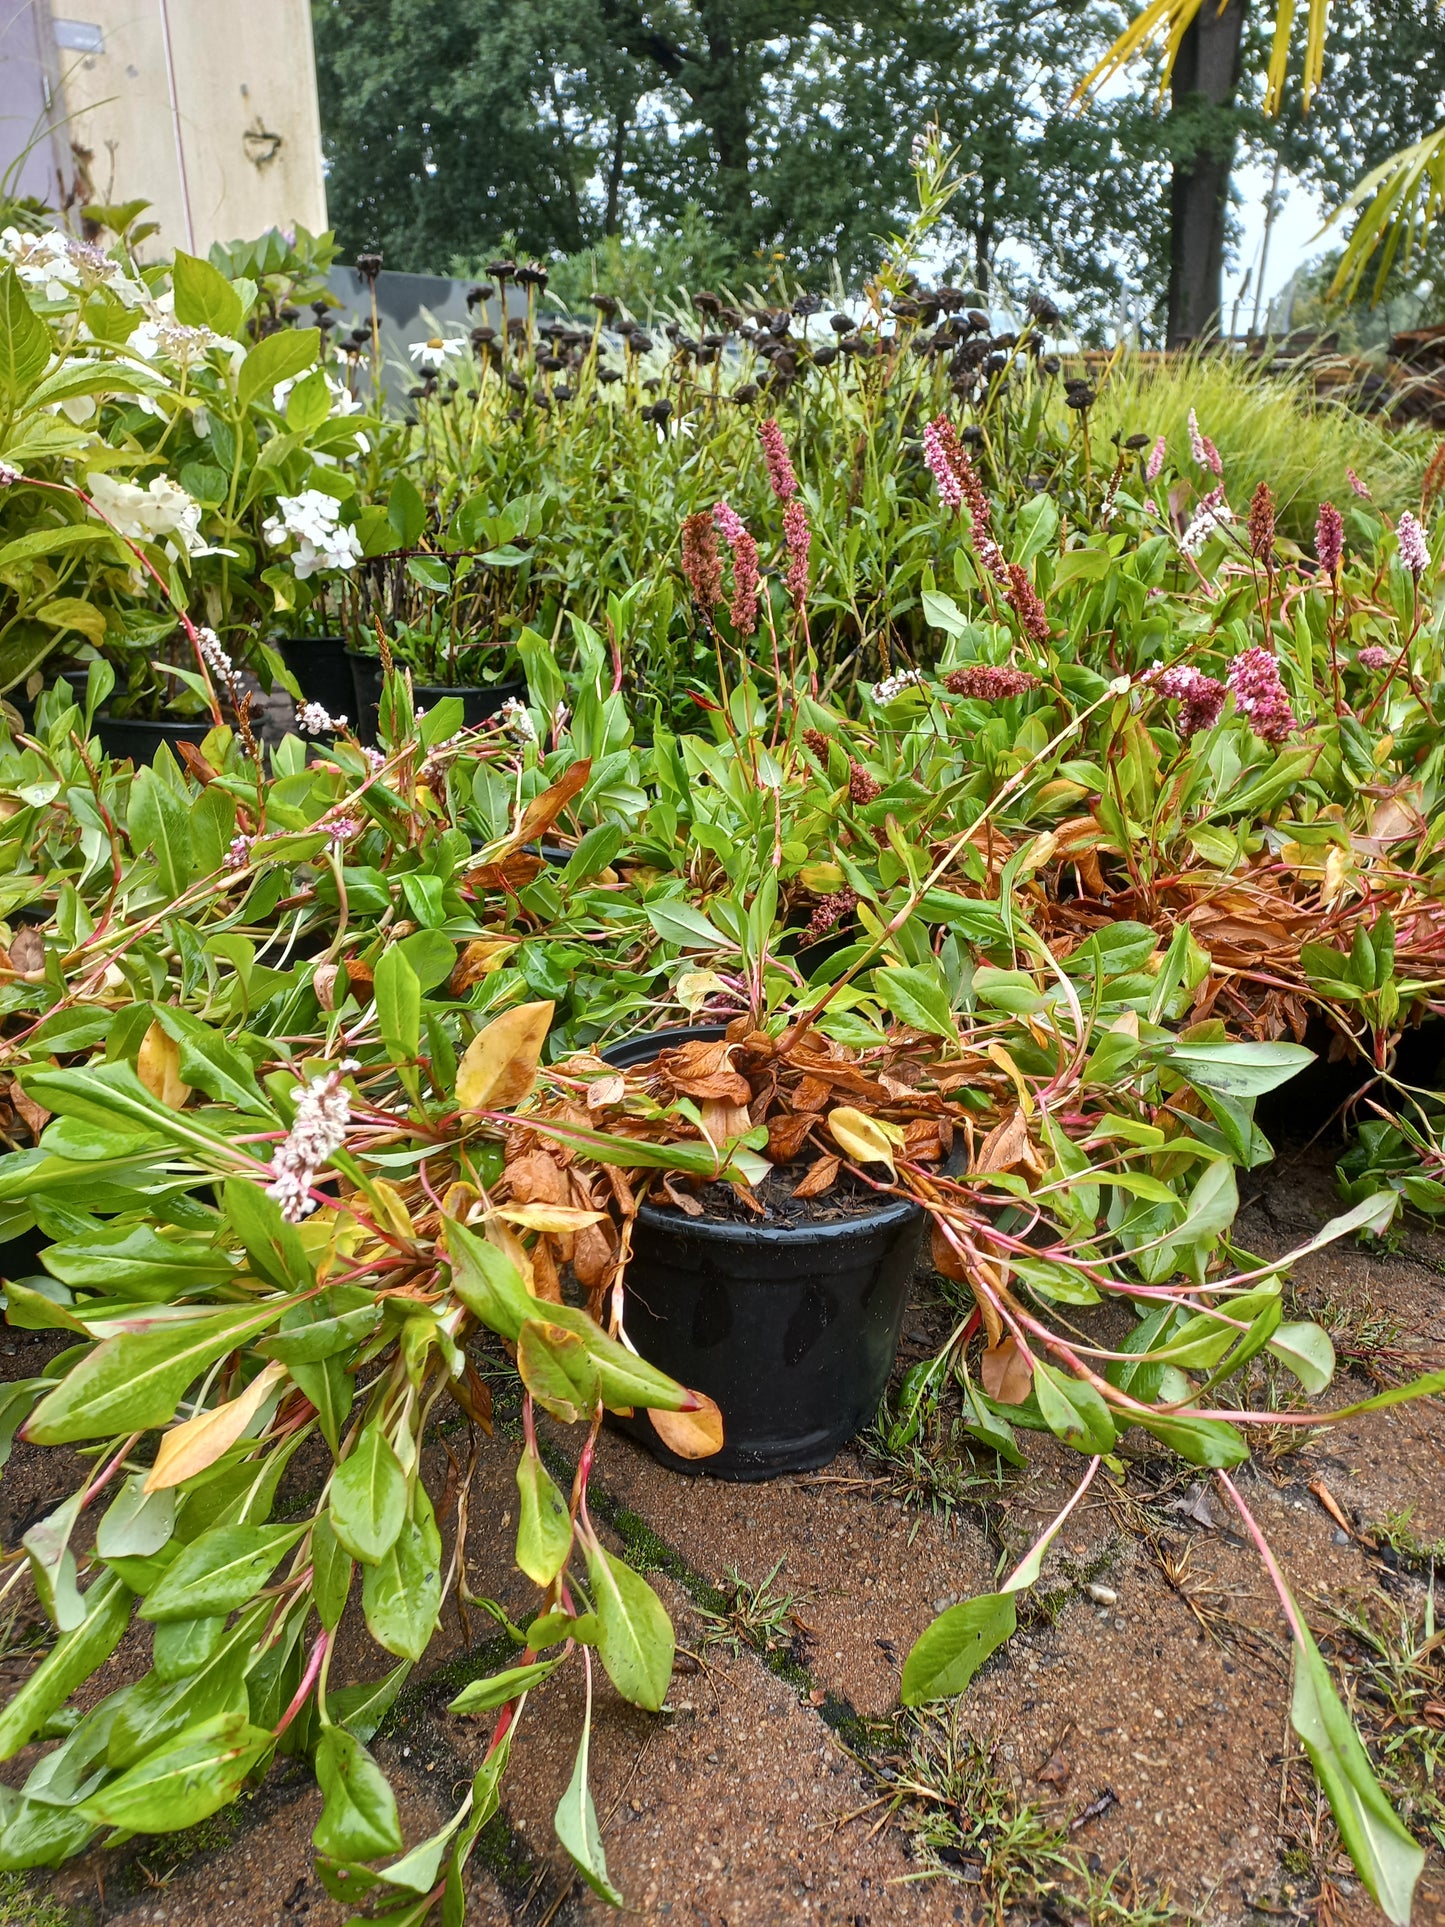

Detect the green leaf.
xmin=171 ymin=251 xmax=244 ymax=336
xmin=25 ymin=1306 xmax=283 ymax=1444
xmin=874 ymin=965 xmax=957 ymax=1040
xmin=80 ymin=1712 xmax=272 ymax=1833
xmin=646 ymin=900 xmax=731 ymax=949
xmin=313 ymin=1726 xmax=403 ymax=1862
xmin=42 ymin=1222 xmax=236 ymax=1299
xmin=447 ymin=1658 xmax=562 ymax=1715
xmin=517 ymin=1319 xmax=601 ymax=1424
xmin=1160 ymin=1039 xmax=1314 ymax=1097
xmin=329 ymin=1423 xmax=408 ymax=1566
xmin=901 ymin=1592 xmax=1017 ymax=1705
xmin=1291 ymin=1622 xmax=1423 ymax=1923
xmin=1267 ymin=1321 xmax=1337 ymax=1394
xmin=139 ymin=1523 xmax=307 ymax=1622
xmin=1130 ymin=1408 xmax=1248 ymax=1467
xmin=388 ymin=475 xmax=426 ymax=548
xmin=553 ymin=1714 xmax=622 ymax=1906
xmin=312 ymin=1514 xmax=353 ymax=1633
xmin=515 ymin=1439 xmax=573 ymax=1584
xmin=237 ymin=327 xmax=320 ymax=407
xmin=374 ymin=946 xmax=421 ymax=1066
xmin=289 ymin=1351 xmax=353 ymax=1457
xmin=129 ymin=766 xmax=194 ymax=897
xmin=377 ymin=1807 xmax=469 ymax=1892
xmin=1032 ymin=1362 xmax=1116 ymax=1454
xmin=584 ymin=1538 xmax=673 ymax=1712
xmin=361 ymin=1493 xmax=442 ymax=1661
xmin=0 ymin=264 xmax=53 ymax=398
xmin=0 ymin=1573 xmax=131 ymax=1761
xmin=221 ymin=1177 xmax=314 ymax=1292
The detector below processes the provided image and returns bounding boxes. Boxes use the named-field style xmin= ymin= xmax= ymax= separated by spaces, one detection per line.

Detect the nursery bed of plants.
xmin=0 ymin=143 xmax=1444 ymax=1924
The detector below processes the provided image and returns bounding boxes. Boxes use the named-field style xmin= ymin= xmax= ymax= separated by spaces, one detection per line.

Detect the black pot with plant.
xmin=278 ymin=633 xmax=354 ymax=723
xmin=600 ymin=1024 xmax=923 ymax=1479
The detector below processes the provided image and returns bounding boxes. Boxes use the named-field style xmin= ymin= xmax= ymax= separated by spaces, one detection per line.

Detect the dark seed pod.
xmin=588 ymin=293 xmax=619 ymax=316
xmin=356 ymin=250 xmax=383 ymax=285
xmin=829 ymin=313 xmax=852 ymax=333
xmin=732 ymin=381 xmax=760 ymax=402
xmin=1042 ymin=355 xmax=1062 ymax=375
xmin=810 ymin=345 xmax=838 ymax=368
xmin=598 ymin=366 xmax=623 ymax=384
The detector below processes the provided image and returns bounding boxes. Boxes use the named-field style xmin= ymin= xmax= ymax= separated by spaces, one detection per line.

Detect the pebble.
xmin=1086 ymin=1583 xmax=1117 ymax=1605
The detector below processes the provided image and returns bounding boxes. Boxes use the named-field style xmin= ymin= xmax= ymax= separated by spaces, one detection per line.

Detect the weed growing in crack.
xmin=696 ymin=1557 xmax=813 ymax=1660
xmin=865 ymin=1706 xmax=1182 ymax=1923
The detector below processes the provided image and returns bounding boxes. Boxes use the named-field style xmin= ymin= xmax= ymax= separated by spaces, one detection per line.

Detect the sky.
xmin=1224 ymin=159 xmax=1333 ymax=334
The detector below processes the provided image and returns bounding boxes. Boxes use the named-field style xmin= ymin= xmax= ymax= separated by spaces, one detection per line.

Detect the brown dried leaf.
xmin=700 ymin=1097 xmax=753 ymax=1144
xmin=572 ymin=1218 xmax=617 ymax=1288
xmin=9 ymin=1081 xmax=49 ymax=1141
xmin=793 ymin=1153 xmax=840 ymax=1199
xmin=528 ymin=1235 xmax=563 ymax=1304
xmin=346 ymin=958 xmax=374 ymax=1000
xmin=136 ymin=1022 xmax=191 ymax=1110
xmin=505 ymin=1150 xmax=569 ymax=1206
xmin=456 ymin=1000 xmax=554 ymax=1112
xmin=495 ymin=1202 xmax=608 ymax=1234
xmin=514 ymin=758 xmax=592 ymax=845
xmin=144 ymin=1361 xmax=287 ymax=1492
xmin=450 ymin=1362 xmax=494 ymax=1433
xmin=586 ymin=1073 xmax=626 ymax=1112
xmin=313 ymin=962 xmax=341 ymax=1012
xmin=972 ymin=1108 xmax=1032 ymax=1176
xmin=766 ymin=1112 xmax=817 ymax=1163
xmin=670 ymin=1068 xmax=753 ymax=1103
xmin=9 ymin=928 xmax=45 ymax=977
xmin=650 ymin=1394 xmax=724 ymax=1460
xmin=465 ymin=853 xmax=545 ymax=893
xmin=791 ymin=1075 xmax=833 ymax=1112
xmin=661 ymin=1178 xmax=704 ymax=1217
xmin=980 ymin=1336 xmax=1034 ymax=1405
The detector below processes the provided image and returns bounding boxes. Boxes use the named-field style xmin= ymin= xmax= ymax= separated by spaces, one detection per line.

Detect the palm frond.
xmin=1325 ymin=125 xmax=1445 ymax=305
xmin=1078 ymin=0 xmax=1328 ymax=111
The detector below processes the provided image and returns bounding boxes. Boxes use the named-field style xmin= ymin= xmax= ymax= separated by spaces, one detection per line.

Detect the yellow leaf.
xmin=649 ymin=1393 xmax=724 ymax=1460
xmin=449 ymin=937 xmax=517 ymax=996
xmin=676 ymin=969 xmax=727 ymax=1014
xmin=136 ymin=1022 xmax=191 ymax=1110
xmin=827 ymin=1106 xmax=904 ymax=1174
xmin=370 ymin=1179 xmax=416 ymax=1241
xmin=144 ymin=1360 xmax=287 ymax=1492
xmin=495 ymin=1203 xmax=609 ymax=1234
xmin=455 ymin=1001 xmax=554 ymax=1113
xmin=985 ymin=1041 xmax=1034 ymax=1117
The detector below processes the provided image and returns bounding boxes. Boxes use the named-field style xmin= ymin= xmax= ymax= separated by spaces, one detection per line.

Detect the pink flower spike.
xmin=1397 ymin=510 xmax=1429 ymax=579
xmin=1187 ymin=409 xmax=1222 ymax=475
xmin=1145 ymin=436 xmax=1166 ymax=482
xmin=1346 ymin=468 xmax=1370 ymax=500
xmin=1227 ymin=647 xmax=1296 ymax=746
xmin=922 ymin=416 xmax=964 ymax=510
xmin=1315 ymin=500 xmax=1344 ymax=577
xmin=782 ymin=499 xmax=810 ymax=607
xmin=758 ymin=418 xmax=799 ymax=502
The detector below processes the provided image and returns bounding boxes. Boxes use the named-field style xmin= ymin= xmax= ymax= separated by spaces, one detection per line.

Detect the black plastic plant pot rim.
xmin=599 ymin=1022 xmax=921 ymax=1239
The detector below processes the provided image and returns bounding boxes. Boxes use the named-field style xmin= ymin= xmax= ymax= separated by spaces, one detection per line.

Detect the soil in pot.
xmin=278 ymin=635 xmax=352 ymax=724
xmin=601 ymin=1024 xmax=924 ymax=1481
xmin=346 ymin=650 xmax=526 ymax=745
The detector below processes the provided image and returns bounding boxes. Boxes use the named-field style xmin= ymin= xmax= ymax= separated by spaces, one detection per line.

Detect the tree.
xmin=1163 ymin=0 xmax=1247 ymax=342
xmin=312 ymin=0 xmax=641 ymax=270
xmin=1083 ymin=0 xmax=1445 ymax=322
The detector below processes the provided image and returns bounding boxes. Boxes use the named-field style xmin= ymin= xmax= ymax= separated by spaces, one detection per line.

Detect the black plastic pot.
xmin=346 ymin=650 xmax=526 ymax=745
xmin=601 ymin=1024 xmax=923 ymax=1480
xmin=278 ymin=635 xmax=353 ymax=724
xmin=94 ymin=713 xmax=208 ymax=764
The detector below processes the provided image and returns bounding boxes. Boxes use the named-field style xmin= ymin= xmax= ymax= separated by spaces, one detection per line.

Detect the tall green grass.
xmin=1088 ymin=349 xmax=1435 ymax=536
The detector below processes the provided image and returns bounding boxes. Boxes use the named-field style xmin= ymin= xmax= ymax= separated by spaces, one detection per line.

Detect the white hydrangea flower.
xmin=88 ymin=469 xmax=208 ymax=557
xmin=262 ymin=489 xmax=363 ymax=579
xmin=271 ymin=370 xmax=363 ymax=418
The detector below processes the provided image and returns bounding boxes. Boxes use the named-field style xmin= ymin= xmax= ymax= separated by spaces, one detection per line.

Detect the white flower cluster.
xmin=0 ymin=462 xmax=20 ymax=488
xmin=130 ymin=318 xmax=228 ymax=364
xmin=196 ymin=626 xmax=234 ymax=681
xmin=265 ymin=1061 xmax=358 ymax=1223
xmin=296 ymin=701 xmax=346 ymax=735
xmin=1178 ymin=491 xmax=1232 ymax=558
xmin=262 ymin=490 xmax=363 ymax=579
xmin=873 ymin=667 xmax=925 ymax=703
xmin=499 ymin=697 xmax=537 ymax=742
xmin=1 ymin=225 xmax=144 ymax=304
xmin=224 ymin=833 xmax=254 ymax=871
xmin=88 ymin=469 xmax=209 ymax=557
